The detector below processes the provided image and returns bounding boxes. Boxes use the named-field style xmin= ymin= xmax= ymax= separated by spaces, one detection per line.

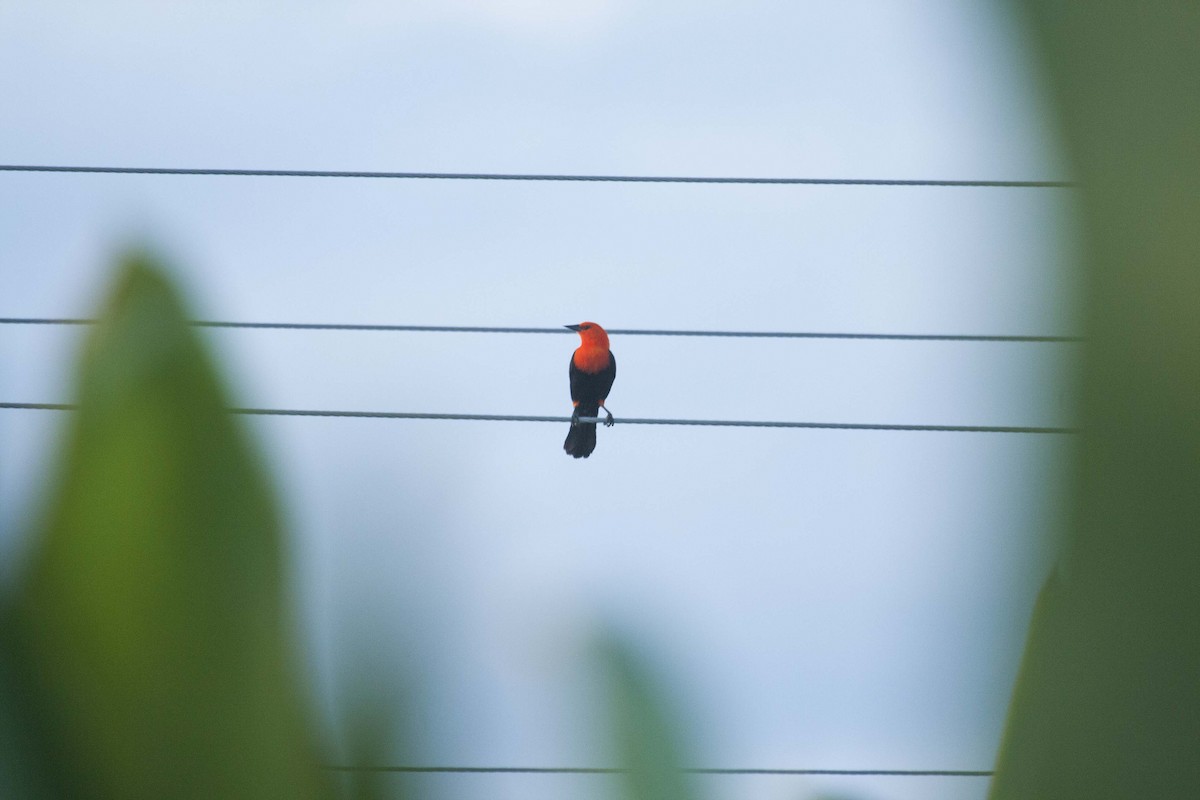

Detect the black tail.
xmin=564 ymin=403 xmax=599 ymax=458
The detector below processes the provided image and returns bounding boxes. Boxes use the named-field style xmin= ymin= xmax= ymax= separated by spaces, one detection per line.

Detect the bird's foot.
xmin=604 ymin=411 xmax=615 ymax=427
xmin=570 ymin=409 xmax=581 ymax=426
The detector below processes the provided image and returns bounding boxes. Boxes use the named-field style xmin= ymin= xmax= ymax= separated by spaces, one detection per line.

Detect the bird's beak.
xmin=564 ymin=324 xmax=582 ymax=331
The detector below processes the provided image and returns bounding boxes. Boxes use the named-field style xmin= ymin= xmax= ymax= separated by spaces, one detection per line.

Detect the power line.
xmin=0 ymin=164 xmax=1074 ymax=188
xmin=0 ymin=403 xmax=1076 ymax=434
xmin=322 ymin=765 xmax=992 ymax=777
xmin=0 ymin=318 xmax=1081 ymax=343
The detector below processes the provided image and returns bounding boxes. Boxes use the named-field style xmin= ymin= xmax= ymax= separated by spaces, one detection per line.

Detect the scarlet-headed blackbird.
xmin=563 ymin=322 xmax=616 ymax=458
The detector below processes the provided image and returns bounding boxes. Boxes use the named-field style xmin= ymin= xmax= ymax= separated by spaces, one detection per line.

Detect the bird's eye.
xmin=582 ymin=324 xmax=592 ymax=330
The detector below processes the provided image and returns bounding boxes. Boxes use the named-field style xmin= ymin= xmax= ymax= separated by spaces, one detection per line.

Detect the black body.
xmin=564 ymin=351 xmax=616 ymax=458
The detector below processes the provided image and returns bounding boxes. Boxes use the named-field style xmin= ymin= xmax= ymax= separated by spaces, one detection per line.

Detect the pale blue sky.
xmin=1 ymin=3 xmax=1076 ymax=799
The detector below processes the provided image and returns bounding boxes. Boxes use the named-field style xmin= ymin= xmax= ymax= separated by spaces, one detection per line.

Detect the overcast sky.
xmin=1 ymin=3 xmax=1077 ymax=799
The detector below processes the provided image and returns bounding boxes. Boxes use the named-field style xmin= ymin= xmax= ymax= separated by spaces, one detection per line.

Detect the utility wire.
xmin=0 ymin=318 xmax=1081 ymax=343
xmin=322 ymin=765 xmax=992 ymax=777
xmin=0 ymin=164 xmax=1074 ymax=188
xmin=0 ymin=403 xmax=1040 ymax=778
xmin=0 ymin=403 xmax=1076 ymax=434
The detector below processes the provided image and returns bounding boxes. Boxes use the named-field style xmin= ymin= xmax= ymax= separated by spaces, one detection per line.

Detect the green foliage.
xmin=991 ymin=4 xmax=1200 ymax=797
xmin=2 ymin=252 xmax=329 ymax=799
xmin=0 ymin=249 xmax=714 ymax=800
xmin=0 ymin=251 xmax=713 ymax=800
xmin=0 ymin=628 xmax=44 ymax=800
xmin=595 ymin=634 xmax=700 ymax=800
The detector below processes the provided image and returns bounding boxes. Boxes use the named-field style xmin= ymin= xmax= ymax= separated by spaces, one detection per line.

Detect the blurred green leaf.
xmin=0 ymin=621 xmax=39 ymax=800
xmin=335 ymin=648 xmax=413 ymax=800
xmin=595 ymin=634 xmax=700 ymax=800
xmin=5 ymin=252 xmax=329 ymax=799
xmin=992 ymin=4 xmax=1200 ymax=798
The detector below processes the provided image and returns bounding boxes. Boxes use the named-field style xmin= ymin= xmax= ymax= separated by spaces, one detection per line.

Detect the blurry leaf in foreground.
xmin=595 ymin=633 xmax=700 ymax=800
xmin=334 ymin=646 xmax=415 ymax=800
xmin=992 ymin=3 xmax=1200 ymax=798
xmin=6 ymin=252 xmax=329 ymax=799
xmin=0 ymin=622 xmax=42 ymax=800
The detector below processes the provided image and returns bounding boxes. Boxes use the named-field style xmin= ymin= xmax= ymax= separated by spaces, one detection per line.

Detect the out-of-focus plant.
xmin=0 ymin=253 xmax=330 ymax=799
xmin=596 ymin=634 xmax=701 ymax=800
xmin=0 ymin=251 xmax=714 ymax=800
xmin=991 ymin=4 xmax=1200 ymax=798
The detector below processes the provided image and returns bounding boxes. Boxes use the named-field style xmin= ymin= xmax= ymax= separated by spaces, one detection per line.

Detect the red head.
xmin=566 ymin=321 xmax=610 ymax=351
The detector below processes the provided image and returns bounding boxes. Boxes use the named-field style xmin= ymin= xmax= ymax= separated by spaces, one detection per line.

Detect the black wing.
xmin=569 ymin=351 xmax=616 ymax=405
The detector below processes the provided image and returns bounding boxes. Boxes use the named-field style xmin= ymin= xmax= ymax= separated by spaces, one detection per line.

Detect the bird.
xmin=563 ymin=321 xmax=616 ymax=459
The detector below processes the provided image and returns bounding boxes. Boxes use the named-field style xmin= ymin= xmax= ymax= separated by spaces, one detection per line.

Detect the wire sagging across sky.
xmin=0 ymin=318 xmax=1081 ymax=343
xmin=0 ymin=403 xmax=1076 ymax=434
xmin=0 ymin=164 xmax=1075 ymax=187
xmin=321 ymin=764 xmax=994 ymax=777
